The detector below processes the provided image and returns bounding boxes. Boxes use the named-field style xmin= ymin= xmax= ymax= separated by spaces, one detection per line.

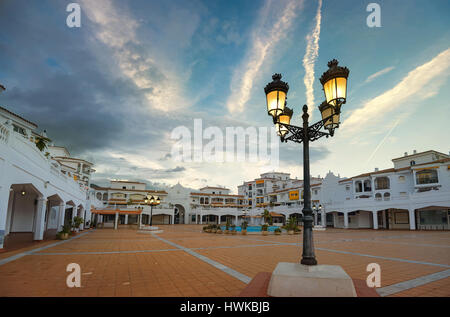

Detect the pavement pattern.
xmin=0 ymin=225 xmax=449 ymax=297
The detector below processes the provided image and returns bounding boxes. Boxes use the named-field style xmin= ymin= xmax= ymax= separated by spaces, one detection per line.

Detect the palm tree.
xmin=262 ymin=209 xmax=270 ymax=224
xmin=34 ymin=131 xmax=51 ymax=152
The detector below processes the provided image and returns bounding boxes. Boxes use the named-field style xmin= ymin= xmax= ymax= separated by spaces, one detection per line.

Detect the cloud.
xmin=226 ymin=0 xmax=304 ymax=114
xmin=302 ymin=0 xmax=322 ymax=117
xmin=80 ymin=0 xmax=192 ymax=113
xmin=364 ymin=66 xmax=395 ymax=83
xmin=343 ymin=48 xmax=450 ymax=134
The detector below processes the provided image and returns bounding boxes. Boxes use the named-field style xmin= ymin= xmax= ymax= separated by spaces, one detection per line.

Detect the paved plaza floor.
xmin=0 ymin=225 xmax=449 ymax=297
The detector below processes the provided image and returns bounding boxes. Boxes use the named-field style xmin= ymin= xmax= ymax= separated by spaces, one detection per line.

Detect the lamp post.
xmin=264 ymin=59 xmax=349 ymax=266
xmin=312 ymin=204 xmax=322 ymax=226
xmin=144 ymin=195 xmax=161 ymax=226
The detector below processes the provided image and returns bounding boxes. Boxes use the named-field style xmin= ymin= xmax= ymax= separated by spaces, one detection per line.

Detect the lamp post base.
xmin=301 ymin=257 xmax=318 ymax=266
xmin=267 ymin=262 xmax=356 ymax=297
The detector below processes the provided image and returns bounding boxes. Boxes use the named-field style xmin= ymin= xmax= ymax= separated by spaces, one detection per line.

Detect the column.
xmin=138 ymin=214 xmax=142 ymax=229
xmin=33 ymin=198 xmax=47 ymax=240
xmin=199 ymin=212 xmax=202 ymax=224
xmin=314 ymin=212 xmax=318 ymax=226
xmin=409 ymin=208 xmax=416 ymax=230
xmin=321 ymin=210 xmax=326 ymax=227
xmin=372 ymin=211 xmax=378 ymax=230
xmin=124 ymin=214 xmax=128 ymax=224
xmin=343 ymin=212 xmax=349 ymax=229
xmin=114 ymin=212 xmax=119 ymax=230
xmin=57 ymin=203 xmax=66 ymax=232
xmin=0 ymin=186 xmax=11 ymax=250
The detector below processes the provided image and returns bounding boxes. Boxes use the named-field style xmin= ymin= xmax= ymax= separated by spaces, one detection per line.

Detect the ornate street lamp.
xmin=145 ymin=194 xmax=161 ymax=226
xmin=264 ymin=60 xmax=349 ymax=265
xmin=265 ymin=74 xmax=289 ymax=121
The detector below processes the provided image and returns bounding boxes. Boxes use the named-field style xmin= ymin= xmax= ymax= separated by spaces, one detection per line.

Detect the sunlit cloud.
xmin=81 ymin=0 xmax=189 ymax=112
xmin=226 ymin=0 xmax=304 ymax=114
xmin=343 ymin=48 xmax=450 ymax=134
xmin=364 ymin=66 xmax=395 ymax=83
xmin=302 ymin=0 xmax=322 ymax=117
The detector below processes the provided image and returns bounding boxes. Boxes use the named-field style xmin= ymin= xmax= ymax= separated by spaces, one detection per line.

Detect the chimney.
xmin=374 ymin=168 xmax=379 ymax=172
xmin=413 ymin=150 xmax=417 ymax=154
xmin=404 ymin=152 xmax=408 ymax=156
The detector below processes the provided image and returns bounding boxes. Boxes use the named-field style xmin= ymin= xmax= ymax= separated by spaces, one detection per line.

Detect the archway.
xmin=45 ymin=194 xmax=64 ymax=239
xmin=4 ymin=183 xmax=43 ymax=248
xmin=174 ymin=204 xmax=185 ymax=224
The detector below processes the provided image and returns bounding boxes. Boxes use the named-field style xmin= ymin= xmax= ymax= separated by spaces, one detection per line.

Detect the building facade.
xmin=0 ymin=106 xmax=101 ymax=250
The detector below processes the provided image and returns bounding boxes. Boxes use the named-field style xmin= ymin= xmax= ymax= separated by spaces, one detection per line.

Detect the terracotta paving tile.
xmin=0 ymin=225 xmax=449 ymax=297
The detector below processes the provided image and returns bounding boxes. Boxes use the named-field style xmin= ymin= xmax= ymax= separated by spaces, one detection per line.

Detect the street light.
xmin=145 ymin=194 xmax=161 ymax=226
xmin=264 ymin=59 xmax=349 ymax=266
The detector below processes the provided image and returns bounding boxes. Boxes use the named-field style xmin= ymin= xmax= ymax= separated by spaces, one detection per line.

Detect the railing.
xmin=0 ymin=123 xmax=9 ymax=143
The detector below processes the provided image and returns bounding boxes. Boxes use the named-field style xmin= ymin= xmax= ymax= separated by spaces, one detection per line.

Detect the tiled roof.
xmin=0 ymin=105 xmax=38 ymax=128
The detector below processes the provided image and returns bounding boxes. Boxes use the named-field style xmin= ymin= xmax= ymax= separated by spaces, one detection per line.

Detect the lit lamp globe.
xmin=318 ymin=101 xmax=340 ymax=133
xmin=155 ymin=197 xmax=161 ymax=205
xmin=264 ymin=74 xmax=289 ymax=122
xmin=277 ymin=106 xmax=293 ymax=137
xmin=319 ymin=59 xmax=349 ymax=112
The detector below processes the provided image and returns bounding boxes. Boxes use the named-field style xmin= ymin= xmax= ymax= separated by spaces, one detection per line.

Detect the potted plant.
xmin=241 ymin=221 xmax=248 ymax=235
xmin=73 ymin=216 xmax=83 ymax=232
xmin=203 ymin=225 xmax=208 ymax=232
xmin=216 ymin=226 xmax=223 ymax=234
xmin=225 ymin=219 xmax=230 ymax=234
xmin=261 ymin=224 xmax=269 ymax=236
xmin=58 ymin=224 xmax=71 ymax=240
xmin=274 ymin=227 xmax=282 ymax=235
xmin=231 ymin=224 xmax=237 ymax=235
xmin=294 ymin=226 xmax=301 ymax=234
xmin=287 ymin=217 xmax=295 ymax=235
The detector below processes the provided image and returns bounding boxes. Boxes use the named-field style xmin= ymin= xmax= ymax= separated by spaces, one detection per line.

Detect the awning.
xmin=91 ymin=209 xmax=143 ymax=215
xmin=269 ymin=212 xmax=284 ymax=217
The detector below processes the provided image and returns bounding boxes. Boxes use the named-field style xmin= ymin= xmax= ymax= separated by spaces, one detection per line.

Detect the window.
xmin=375 ymin=193 xmax=382 ymax=201
xmin=375 ymin=177 xmax=390 ymax=190
xmin=410 ymin=161 xmax=416 ymax=166
xmin=122 ymin=186 xmax=126 ymax=189
xmin=200 ymin=198 xmax=204 ymax=204
xmin=416 ymin=169 xmax=438 ymax=185
xmin=363 ymin=180 xmax=372 ymax=191
xmin=13 ymin=124 xmax=26 ymax=136
xmin=383 ymin=192 xmax=390 ymax=201
xmin=132 ymin=186 xmax=135 ymax=189
xmin=355 ymin=181 xmax=362 ymax=193
xmin=346 ymin=185 xmax=350 ymax=191
xmin=398 ymin=176 xmax=405 ymax=183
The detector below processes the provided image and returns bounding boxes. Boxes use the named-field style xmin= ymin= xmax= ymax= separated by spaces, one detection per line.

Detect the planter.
xmin=212 ymin=229 xmax=217 ymax=233
xmin=241 ymin=230 xmax=247 ymax=235
xmin=225 ymin=230 xmax=230 ymax=234
xmin=288 ymin=230 xmax=294 ymax=235
xmin=262 ymin=231 xmax=268 ymax=236
xmin=275 ymin=231 xmax=281 ymax=235
xmin=61 ymin=233 xmax=69 ymax=240
xmin=231 ymin=231 xmax=237 ymax=235
xmin=294 ymin=230 xmax=301 ymax=235
xmin=216 ymin=230 xmax=223 ymax=234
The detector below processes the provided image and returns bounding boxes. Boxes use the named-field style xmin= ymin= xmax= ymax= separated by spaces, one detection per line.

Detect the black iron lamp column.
xmin=144 ymin=195 xmax=161 ymax=226
xmin=264 ymin=59 xmax=349 ymax=265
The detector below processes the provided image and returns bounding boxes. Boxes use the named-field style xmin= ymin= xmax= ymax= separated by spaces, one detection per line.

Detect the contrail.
xmin=302 ymin=0 xmax=322 ymax=117
xmin=364 ymin=117 xmax=401 ymax=168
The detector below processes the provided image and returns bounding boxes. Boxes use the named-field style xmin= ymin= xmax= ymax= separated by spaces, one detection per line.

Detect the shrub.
xmin=274 ymin=228 xmax=281 ymax=233
xmin=261 ymin=224 xmax=269 ymax=231
xmin=241 ymin=221 xmax=248 ymax=230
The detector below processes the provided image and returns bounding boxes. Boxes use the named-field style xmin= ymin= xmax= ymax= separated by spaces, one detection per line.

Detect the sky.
xmin=0 ymin=0 xmax=449 ymax=193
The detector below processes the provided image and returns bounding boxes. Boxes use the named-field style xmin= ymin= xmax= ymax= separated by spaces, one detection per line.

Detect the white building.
xmin=91 ymin=180 xmax=171 ymax=228
xmin=320 ymin=150 xmax=450 ymax=230
xmin=0 ymin=106 xmax=102 ymax=250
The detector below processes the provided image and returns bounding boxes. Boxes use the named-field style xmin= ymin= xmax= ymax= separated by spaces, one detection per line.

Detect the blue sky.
xmin=0 ymin=0 xmax=449 ymax=192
